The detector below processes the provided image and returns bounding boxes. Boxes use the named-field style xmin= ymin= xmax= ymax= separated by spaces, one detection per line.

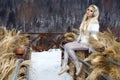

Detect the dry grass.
xmin=85 ymin=28 xmax=120 ymax=80
xmin=0 ymin=26 xmax=30 ymax=80
xmin=62 ymin=28 xmax=120 ymax=80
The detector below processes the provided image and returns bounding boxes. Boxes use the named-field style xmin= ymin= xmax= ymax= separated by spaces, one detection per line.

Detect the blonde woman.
xmin=59 ymin=5 xmax=100 ymax=76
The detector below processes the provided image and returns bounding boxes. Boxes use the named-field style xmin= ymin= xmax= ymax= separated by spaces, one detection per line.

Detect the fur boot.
xmin=58 ymin=59 xmax=69 ymax=75
xmin=74 ymin=60 xmax=83 ymax=76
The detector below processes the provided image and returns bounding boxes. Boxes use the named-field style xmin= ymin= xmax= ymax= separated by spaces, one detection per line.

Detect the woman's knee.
xmin=64 ymin=43 xmax=72 ymax=50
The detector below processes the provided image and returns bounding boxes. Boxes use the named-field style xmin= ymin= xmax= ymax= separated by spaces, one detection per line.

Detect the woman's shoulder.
xmin=90 ymin=19 xmax=99 ymax=24
xmin=91 ymin=18 xmax=99 ymax=24
xmin=90 ymin=19 xmax=99 ymax=28
xmin=89 ymin=20 xmax=100 ymax=30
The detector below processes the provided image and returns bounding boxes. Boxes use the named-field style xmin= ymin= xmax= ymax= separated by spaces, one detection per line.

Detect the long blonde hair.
xmin=80 ymin=5 xmax=99 ymax=34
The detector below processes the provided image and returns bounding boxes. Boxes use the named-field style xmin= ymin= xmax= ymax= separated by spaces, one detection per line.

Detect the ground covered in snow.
xmin=29 ymin=49 xmax=73 ymax=80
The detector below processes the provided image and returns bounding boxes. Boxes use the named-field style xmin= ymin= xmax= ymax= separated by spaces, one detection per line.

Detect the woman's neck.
xmin=86 ymin=16 xmax=92 ymax=21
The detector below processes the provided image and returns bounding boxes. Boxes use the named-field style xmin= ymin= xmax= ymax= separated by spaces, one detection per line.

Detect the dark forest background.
xmin=0 ymin=0 xmax=120 ymax=34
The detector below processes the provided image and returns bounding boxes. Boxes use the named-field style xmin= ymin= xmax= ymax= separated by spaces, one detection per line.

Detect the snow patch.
xmin=29 ymin=49 xmax=73 ymax=80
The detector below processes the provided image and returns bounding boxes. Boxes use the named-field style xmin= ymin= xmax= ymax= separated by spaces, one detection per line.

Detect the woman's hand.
xmin=76 ymin=35 xmax=81 ymax=43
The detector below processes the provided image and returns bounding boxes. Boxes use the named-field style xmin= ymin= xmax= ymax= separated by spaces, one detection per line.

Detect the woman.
xmin=58 ymin=5 xmax=100 ymax=76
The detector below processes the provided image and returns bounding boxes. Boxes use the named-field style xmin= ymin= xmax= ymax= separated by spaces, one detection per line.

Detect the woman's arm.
xmin=77 ymin=23 xmax=83 ymax=42
xmin=89 ymin=23 xmax=100 ymax=40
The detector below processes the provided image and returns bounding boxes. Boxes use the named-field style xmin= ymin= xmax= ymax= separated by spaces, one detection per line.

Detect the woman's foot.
xmin=75 ymin=61 xmax=83 ymax=76
xmin=58 ymin=65 xmax=69 ymax=75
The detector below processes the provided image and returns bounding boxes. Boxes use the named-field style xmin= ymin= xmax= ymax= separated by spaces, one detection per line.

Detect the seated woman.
xmin=58 ymin=4 xmax=100 ymax=76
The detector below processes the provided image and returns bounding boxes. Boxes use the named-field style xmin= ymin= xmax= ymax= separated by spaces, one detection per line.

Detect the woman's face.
xmin=86 ymin=6 xmax=95 ymax=17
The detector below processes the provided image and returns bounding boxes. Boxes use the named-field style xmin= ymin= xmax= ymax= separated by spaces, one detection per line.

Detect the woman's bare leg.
xmin=64 ymin=41 xmax=88 ymax=61
xmin=58 ymin=50 xmax=69 ymax=75
xmin=64 ymin=41 xmax=88 ymax=75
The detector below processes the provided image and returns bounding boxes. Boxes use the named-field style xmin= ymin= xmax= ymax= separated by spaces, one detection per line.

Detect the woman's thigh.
xmin=64 ymin=41 xmax=88 ymax=51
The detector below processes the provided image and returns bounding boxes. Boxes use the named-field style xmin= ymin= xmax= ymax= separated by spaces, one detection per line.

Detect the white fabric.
xmin=88 ymin=23 xmax=99 ymax=40
xmin=78 ymin=22 xmax=99 ymax=45
xmin=29 ymin=49 xmax=73 ymax=80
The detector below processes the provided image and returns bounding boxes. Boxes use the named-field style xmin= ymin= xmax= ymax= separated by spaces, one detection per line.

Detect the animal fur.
xmin=85 ymin=29 xmax=120 ymax=80
xmin=63 ymin=32 xmax=77 ymax=42
xmin=89 ymin=36 xmax=105 ymax=52
xmin=84 ymin=52 xmax=120 ymax=80
xmin=60 ymin=28 xmax=120 ymax=80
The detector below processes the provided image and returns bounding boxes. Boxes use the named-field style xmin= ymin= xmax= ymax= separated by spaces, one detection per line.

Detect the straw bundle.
xmin=0 ymin=27 xmax=30 ymax=80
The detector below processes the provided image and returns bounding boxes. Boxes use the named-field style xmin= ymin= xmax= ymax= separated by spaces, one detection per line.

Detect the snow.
xmin=29 ymin=49 xmax=73 ymax=80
